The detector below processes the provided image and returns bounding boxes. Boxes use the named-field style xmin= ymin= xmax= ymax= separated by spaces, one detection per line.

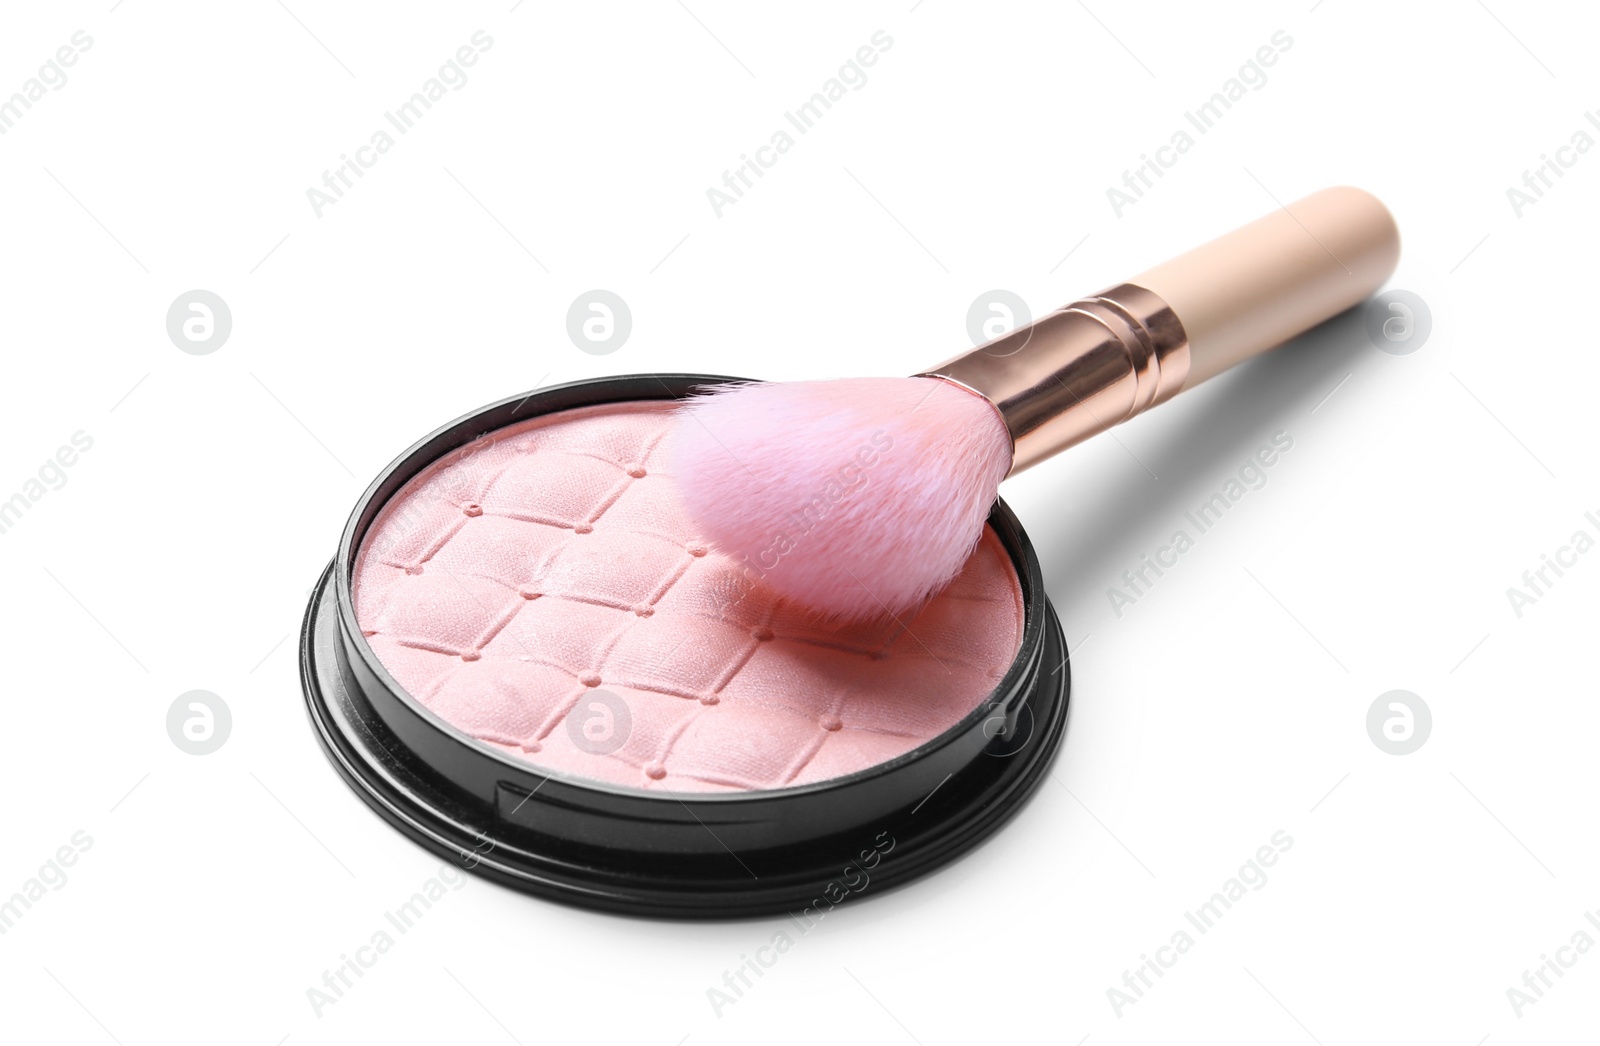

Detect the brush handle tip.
xmin=1131 ymin=186 xmax=1401 ymax=387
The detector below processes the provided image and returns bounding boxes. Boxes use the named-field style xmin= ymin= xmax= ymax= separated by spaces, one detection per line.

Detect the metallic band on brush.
xmin=918 ymin=283 xmax=1190 ymax=474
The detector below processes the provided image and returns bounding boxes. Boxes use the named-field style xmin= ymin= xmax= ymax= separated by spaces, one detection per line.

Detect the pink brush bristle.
xmin=669 ymin=376 xmax=1012 ymax=620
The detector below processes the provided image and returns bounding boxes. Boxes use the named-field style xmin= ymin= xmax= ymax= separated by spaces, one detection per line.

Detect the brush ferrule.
xmin=917 ymin=283 xmax=1190 ymax=475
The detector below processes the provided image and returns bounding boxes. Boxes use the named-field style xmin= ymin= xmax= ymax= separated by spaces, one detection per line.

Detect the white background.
xmin=1 ymin=0 xmax=1595 ymax=1042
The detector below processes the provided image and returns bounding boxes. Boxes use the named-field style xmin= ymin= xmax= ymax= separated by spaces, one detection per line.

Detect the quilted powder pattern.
xmin=353 ymin=402 xmax=1024 ymax=793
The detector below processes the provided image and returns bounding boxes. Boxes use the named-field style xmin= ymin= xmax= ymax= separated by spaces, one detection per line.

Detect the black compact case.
xmin=299 ymin=374 xmax=1070 ymax=918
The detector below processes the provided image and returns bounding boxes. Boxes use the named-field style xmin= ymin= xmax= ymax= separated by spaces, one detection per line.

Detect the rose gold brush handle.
xmin=918 ymin=186 xmax=1400 ymax=474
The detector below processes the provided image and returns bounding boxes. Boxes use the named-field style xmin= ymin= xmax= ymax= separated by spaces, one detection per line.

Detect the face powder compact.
xmin=301 ymin=190 xmax=1399 ymax=917
xmin=300 ymin=375 xmax=1070 ymax=917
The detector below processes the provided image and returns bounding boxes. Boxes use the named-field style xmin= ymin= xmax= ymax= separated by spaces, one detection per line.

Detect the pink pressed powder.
xmin=352 ymin=401 xmax=1023 ymax=793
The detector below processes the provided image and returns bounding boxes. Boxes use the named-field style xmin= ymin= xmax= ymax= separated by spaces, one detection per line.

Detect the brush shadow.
xmin=1029 ymin=304 xmax=1374 ymax=617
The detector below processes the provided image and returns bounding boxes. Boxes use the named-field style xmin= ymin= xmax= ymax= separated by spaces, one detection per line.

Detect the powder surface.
xmin=352 ymin=401 xmax=1024 ymax=793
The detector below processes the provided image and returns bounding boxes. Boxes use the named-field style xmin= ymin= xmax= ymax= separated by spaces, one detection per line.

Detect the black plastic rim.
xmin=298 ymin=374 xmax=1070 ymax=918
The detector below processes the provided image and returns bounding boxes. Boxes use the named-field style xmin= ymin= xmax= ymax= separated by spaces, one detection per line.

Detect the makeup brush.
xmin=672 ymin=186 xmax=1400 ymax=619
